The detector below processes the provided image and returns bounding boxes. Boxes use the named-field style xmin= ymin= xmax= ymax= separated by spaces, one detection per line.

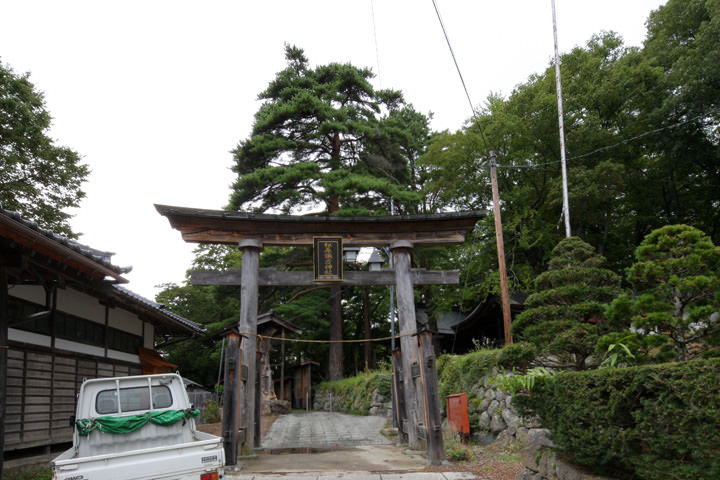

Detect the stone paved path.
xmin=261 ymin=412 xmax=392 ymax=450
xmin=228 ymin=472 xmax=477 ymax=479
xmin=226 ymin=412 xmax=481 ymax=479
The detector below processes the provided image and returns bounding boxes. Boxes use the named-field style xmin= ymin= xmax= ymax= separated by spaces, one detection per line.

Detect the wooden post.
xmin=392 ymin=348 xmax=407 ymax=442
xmin=363 ymin=288 xmax=371 ymax=370
xmin=238 ymin=239 xmax=262 ymax=453
xmin=222 ymin=332 xmax=242 ymax=466
xmin=418 ymin=330 xmax=445 ymax=465
xmin=391 ymin=240 xmax=422 ymax=449
xmin=280 ymin=329 xmax=285 ymax=402
xmin=255 ymin=351 xmax=261 ymax=444
xmin=0 ymin=265 xmax=8 ymax=478
xmin=489 ymin=152 xmax=513 ymax=345
xmin=328 ymin=285 xmax=343 ymax=381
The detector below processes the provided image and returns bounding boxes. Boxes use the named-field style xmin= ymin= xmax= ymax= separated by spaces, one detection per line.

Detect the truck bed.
xmin=52 ymin=431 xmax=223 ymax=480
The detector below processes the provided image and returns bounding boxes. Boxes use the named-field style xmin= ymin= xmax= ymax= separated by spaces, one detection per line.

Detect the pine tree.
xmin=228 ymin=45 xmax=430 ymax=380
xmin=512 ymin=237 xmax=623 ymax=369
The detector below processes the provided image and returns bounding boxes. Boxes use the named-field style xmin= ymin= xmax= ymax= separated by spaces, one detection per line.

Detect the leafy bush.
xmin=514 ymin=359 xmax=720 ymax=479
xmin=199 ymin=400 xmax=221 ymax=423
xmin=497 ymin=342 xmax=537 ymax=372
xmin=492 ymin=367 xmax=556 ymax=395
xmin=314 ymin=370 xmax=391 ymax=415
xmin=437 ymin=348 xmax=500 ymax=405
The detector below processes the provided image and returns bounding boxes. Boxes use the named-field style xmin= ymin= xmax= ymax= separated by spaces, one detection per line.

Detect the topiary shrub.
xmin=512 ymin=236 xmax=623 ymax=370
xmin=611 ymin=224 xmax=720 ymax=361
xmin=514 ymin=359 xmax=720 ymax=479
xmin=497 ymin=342 xmax=537 ymax=372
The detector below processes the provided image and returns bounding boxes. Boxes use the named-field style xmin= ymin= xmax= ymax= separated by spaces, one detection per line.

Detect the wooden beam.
xmin=192 ymin=268 xmax=460 ymax=287
xmin=1 ymin=265 xmax=9 ymax=477
xmin=155 ymin=204 xmax=486 ymax=247
xmin=180 ymin=230 xmax=469 ymax=246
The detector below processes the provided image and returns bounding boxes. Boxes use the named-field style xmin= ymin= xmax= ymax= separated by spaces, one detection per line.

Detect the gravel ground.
xmin=424 ymin=440 xmax=524 ymax=480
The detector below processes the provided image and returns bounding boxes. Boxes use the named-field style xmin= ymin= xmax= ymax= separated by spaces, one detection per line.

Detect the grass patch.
xmin=4 ymin=466 xmax=52 ymax=480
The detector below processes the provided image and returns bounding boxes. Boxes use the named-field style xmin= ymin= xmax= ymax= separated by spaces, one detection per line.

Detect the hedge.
xmin=514 ymin=359 xmax=720 ymax=480
xmin=437 ymin=348 xmax=500 ymax=407
xmin=314 ymin=371 xmax=392 ymax=415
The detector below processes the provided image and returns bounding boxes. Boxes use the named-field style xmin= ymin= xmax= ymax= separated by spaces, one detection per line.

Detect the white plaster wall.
xmin=108 ymin=307 xmax=143 ymax=336
xmin=8 ymin=285 xmax=46 ymax=305
xmin=107 ymin=349 xmax=141 ymax=364
xmin=55 ymin=337 xmax=106 ymax=358
xmin=56 ymin=288 xmax=105 ymax=325
xmin=8 ymin=328 xmax=52 ymax=347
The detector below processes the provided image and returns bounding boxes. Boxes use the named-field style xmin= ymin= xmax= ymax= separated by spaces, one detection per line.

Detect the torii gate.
xmin=156 ymin=204 xmax=485 ymax=465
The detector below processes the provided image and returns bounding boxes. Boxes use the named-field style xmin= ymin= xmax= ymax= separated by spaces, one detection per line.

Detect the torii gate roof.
xmin=155 ymin=204 xmax=486 ymax=247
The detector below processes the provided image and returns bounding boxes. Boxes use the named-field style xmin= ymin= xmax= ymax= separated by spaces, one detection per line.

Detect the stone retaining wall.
xmin=518 ymin=429 xmax=616 ymax=480
xmin=454 ymin=369 xmax=616 ymax=480
xmin=461 ymin=368 xmax=530 ymax=444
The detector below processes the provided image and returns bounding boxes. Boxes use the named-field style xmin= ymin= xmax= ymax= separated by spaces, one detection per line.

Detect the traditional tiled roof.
xmin=111 ymin=284 xmax=203 ymax=334
xmin=1 ymin=205 xmax=202 ymax=335
xmin=1 ymin=205 xmax=132 ymax=276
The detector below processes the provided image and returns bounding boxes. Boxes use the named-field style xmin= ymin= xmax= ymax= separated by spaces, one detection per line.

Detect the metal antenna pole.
xmin=551 ymin=0 xmax=572 ymax=238
xmin=216 ymin=337 xmax=225 ymax=404
xmin=389 ymin=198 xmax=397 ymax=427
xmin=389 ymin=198 xmax=396 ymax=351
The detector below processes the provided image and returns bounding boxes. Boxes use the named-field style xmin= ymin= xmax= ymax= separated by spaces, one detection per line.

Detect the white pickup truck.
xmin=51 ymin=373 xmax=224 ymax=480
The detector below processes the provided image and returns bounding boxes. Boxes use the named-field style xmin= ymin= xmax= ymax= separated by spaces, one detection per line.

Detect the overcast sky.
xmin=1 ymin=0 xmax=666 ymax=300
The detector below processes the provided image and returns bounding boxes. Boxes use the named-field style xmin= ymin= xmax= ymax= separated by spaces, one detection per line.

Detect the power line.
xmin=370 ymin=0 xmax=382 ymax=89
xmin=566 ymin=110 xmax=714 ymax=162
xmin=431 ymin=0 xmax=476 ymax=119
xmin=495 ymin=108 xmax=718 ymax=169
xmin=430 ymin=0 xmax=491 ymax=150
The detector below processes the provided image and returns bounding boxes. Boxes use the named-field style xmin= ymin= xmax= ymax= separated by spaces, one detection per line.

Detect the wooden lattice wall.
xmin=3 ymin=346 xmax=141 ymax=451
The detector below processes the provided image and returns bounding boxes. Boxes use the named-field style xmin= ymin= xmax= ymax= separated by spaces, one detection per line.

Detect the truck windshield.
xmin=96 ymin=385 xmax=173 ymax=414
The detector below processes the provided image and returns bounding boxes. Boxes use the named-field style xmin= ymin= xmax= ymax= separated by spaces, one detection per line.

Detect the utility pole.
xmin=489 ymin=152 xmax=513 ymax=345
xmin=551 ymin=0 xmax=572 ymax=238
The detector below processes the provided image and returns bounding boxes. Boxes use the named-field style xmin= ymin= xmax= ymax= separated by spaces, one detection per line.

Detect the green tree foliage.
xmin=512 ymin=237 xmax=622 ymax=369
xmin=420 ymin=1 xmax=720 ymax=323
xmin=613 ymin=225 xmax=720 ymax=361
xmin=228 ymin=44 xmax=428 ymax=216
xmin=0 ymin=62 xmax=88 ymax=237
xmin=154 ymin=245 xmax=243 ymax=384
xmin=228 ymin=45 xmax=431 ymax=380
xmin=420 ymin=33 xmax=651 ymax=311
xmin=641 ymin=0 xmax=720 ymax=242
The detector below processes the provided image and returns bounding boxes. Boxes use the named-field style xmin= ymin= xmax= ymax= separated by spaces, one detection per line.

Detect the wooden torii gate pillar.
xmin=156 ymin=205 xmax=486 ymax=464
xmin=391 ymin=240 xmax=422 ymax=448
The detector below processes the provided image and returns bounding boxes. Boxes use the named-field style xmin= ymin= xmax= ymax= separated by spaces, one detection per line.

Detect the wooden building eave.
xmin=0 ymin=213 xmax=128 ymax=284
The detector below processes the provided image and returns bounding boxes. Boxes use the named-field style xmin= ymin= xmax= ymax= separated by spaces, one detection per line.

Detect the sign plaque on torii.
xmin=156 ymin=205 xmax=485 ymax=465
